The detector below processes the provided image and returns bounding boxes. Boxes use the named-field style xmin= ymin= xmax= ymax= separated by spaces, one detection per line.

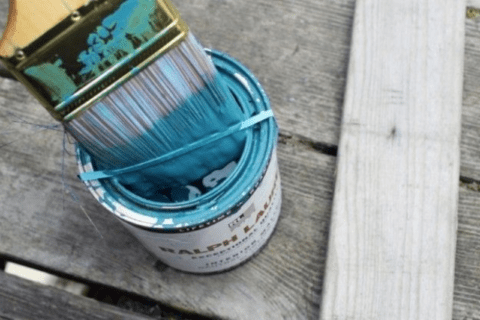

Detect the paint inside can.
xmin=76 ymin=50 xmax=282 ymax=273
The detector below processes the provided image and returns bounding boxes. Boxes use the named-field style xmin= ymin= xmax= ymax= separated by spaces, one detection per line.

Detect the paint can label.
xmin=120 ymin=151 xmax=282 ymax=273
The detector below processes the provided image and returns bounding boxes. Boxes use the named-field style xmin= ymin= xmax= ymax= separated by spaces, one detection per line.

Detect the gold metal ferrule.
xmin=0 ymin=0 xmax=188 ymax=122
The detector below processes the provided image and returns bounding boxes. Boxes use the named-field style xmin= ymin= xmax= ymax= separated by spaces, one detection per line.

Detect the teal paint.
xmin=77 ymin=48 xmax=277 ymax=225
xmin=78 ymin=0 xmax=158 ymax=75
xmin=23 ymin=0 xmax=170 ymax=107
xmin=23 ymin=59 xmax=77 ymax=104
xmin=76 ymin=50 xmax=281 ymax=273
xmin=76 ymin=73 xmax=247 ymax=199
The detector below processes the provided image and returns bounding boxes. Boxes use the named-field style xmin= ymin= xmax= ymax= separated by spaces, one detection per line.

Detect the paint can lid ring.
xmin=76 ymin=49 xmax=278 ymax=230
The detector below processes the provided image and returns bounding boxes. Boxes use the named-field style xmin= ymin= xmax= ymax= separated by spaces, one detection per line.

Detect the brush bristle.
xmin=66 ymin=34 xmax=246 ymax=199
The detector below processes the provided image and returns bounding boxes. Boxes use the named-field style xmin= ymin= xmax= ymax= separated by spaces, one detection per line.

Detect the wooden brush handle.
xmin=0 ymin=0 xmax=89 ymax=57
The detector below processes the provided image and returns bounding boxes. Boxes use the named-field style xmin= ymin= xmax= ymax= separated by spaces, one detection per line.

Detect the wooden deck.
xmin=0 ymin=0 xmax=480 ymax=319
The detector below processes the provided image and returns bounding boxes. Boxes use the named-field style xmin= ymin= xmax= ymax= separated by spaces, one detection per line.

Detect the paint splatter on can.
xmin=76 ymin=50 xmax=281 ymax=273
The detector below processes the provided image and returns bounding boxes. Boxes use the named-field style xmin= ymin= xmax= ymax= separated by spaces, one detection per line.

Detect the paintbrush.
xmin=0 ymin=0 xmax=247 ymax=200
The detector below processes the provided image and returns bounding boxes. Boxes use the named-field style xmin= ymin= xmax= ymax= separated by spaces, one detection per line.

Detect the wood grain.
xmin=175 ymin=0 xmax=480 ymax=183
xmin=454 ymin=185 xmax=480 ymax=320
xmin=0 ymin=0 xmax=88 ymax=57
xmin=0 ymin=0 xmax=480 ymax=319
xmin=0 ymin=1 xmax=338 ymax=317
xmin=0 ymin=271 xmax=155 ymax=320
xmin=0 ymin=76 xmax=335 ymax=319
xmin=321 ymin=0 xmax=465 ymax=319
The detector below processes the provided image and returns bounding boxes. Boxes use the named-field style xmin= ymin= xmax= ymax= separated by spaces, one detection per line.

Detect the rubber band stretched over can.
xmin=76 ymin=50 xmax=282 ymax=273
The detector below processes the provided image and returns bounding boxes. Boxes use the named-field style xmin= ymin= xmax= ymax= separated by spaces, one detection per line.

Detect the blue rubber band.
xmin=78 ymin=110 xmax=274 ymax=182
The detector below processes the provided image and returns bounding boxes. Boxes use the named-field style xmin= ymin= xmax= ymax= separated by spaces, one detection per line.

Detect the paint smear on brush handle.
xmin=22 ymin=0 xmax=181 ymax=107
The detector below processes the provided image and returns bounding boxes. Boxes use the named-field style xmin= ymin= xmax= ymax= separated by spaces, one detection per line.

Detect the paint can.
xmin=76 ymin=50 xmax=281 ymax=273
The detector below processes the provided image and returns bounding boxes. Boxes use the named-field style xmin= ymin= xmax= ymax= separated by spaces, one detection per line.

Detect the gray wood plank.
xmin=461 ymin=16 xmax=480 ymax=181
xmin=320 ymin=0 xmax=464 ymax=318
xmin=454 ymin=184 xmax=480 ymax=320
xmin=0 ymin=75 xmax=335 ymax=319
xmin=0 ymin=271 xmax=154 ymax=320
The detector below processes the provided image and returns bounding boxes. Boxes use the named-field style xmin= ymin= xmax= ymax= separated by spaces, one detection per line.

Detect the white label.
xmin=120 ymin=151 xmax=282 ymax=273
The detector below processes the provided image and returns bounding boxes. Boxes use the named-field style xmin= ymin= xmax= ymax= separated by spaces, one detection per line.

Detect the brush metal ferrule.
xmin=0 ymin=0 xmax=188 ymax=122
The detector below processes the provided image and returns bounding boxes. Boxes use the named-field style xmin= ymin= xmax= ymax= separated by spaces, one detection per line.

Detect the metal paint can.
xmin=76 ymin=50 xmax=281 ymax=273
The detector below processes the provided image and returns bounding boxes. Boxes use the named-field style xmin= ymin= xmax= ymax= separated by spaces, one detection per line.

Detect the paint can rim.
xmin=76 ymin=49 xmax=278 ymax=232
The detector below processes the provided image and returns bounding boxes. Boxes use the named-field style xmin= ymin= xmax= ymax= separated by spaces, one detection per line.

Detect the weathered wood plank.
xmin=0 ymin=271 xmax=154 ymax=320
xmin=0 ymin=0 xmax=479 ymax=319
xmin=460 ymin=16 xmax=480 ymax=182
xmin=454 ymin=185 xmax=480 ymax=320
xmin=5 ymin=0 xmax=480 ymax=183
xmin=321 ymin=0 xmax=464 ymax=319
xmin=0 ymin=74 xmax=335 ymax=319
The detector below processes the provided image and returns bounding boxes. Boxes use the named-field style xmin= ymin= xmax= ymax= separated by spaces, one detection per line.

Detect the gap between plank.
xmin=278 ymin=132 xmax=338 ymax=157
xmin=460 ymin=176 xmax=480 ymax=193
xmin=0 ymin=254 xmax=218 ymax=320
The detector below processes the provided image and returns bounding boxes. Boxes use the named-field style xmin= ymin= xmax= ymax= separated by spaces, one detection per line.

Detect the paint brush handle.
xmin=0 ymin=0 xmax=89 ymax=57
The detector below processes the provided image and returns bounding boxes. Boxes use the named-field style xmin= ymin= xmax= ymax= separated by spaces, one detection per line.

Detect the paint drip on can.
xmin=76 ymin=50 xmax=282 ymax=273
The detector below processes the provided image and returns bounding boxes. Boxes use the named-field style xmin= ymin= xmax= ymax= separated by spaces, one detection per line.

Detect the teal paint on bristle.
xmin=67 ymin=36 xmax=248 ymax=199
xmin=76 ymin=49 xmax=278 ymax=228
